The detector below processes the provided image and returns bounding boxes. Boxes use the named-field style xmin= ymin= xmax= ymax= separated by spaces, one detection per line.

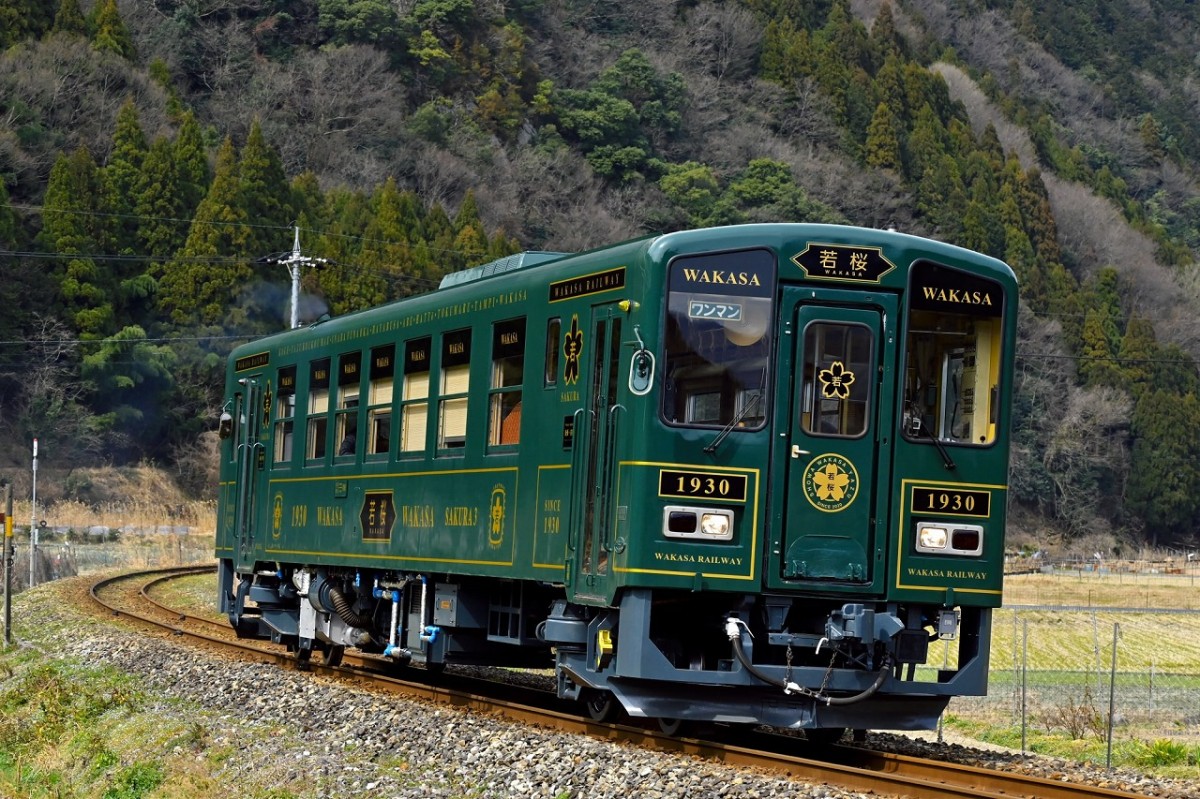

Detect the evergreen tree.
xmin=135 ymin=136 xmax=186 ymax=259
xmin=869 ymin=2 xmax=903 ymax=61
xmin=158 ymin=138 xmax=253 ymax=328
xmin=0 ymin=0 xmax=54 ymax=48
xmin=52 ymin=0 xmax=86 ymax=35
xmin=40 ymin=148 xmax=116 ymax=338
xmin=1077 ymin=309 xmax=1124 ymax=388
xmin=105 ymin=98 xmax=148 ymax=255
xmin=90 ymin=0 xmax=135 ymax=58
xmin=1118 ymin=315 xmax=1158 ymax=401
xmin=1128 ymin=389 xmax=1200 ymax=544
xmin=174 ymin=111 xmax=210 ymax=217
xmin=864 ymin=101 xmax=902 ymax=171
xmin=81 ymin=324 xmax=178 ymax=460
xmin=238 ymin=119 xmax=292 ymax=270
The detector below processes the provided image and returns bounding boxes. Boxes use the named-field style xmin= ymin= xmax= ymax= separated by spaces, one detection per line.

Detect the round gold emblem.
xmin=801 ymin=454 xmax=860 ymax=513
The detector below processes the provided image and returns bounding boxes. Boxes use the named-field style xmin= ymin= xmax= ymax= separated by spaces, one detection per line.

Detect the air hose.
xmin=329 ymin=585 xmax=374 ymax=630
xmin=725 ymin=617 xmax=891 ymax=706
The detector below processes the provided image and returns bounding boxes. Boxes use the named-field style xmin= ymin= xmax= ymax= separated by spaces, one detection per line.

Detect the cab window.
xmin=904 ymin=261 xmax=1005 ymax=446
xmin=663 ymin=249 xmax=775 ymax=429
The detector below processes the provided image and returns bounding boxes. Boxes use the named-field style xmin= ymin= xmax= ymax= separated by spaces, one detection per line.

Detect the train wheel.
xmin=582 ymin=689 xmax=621 ymax=723
xmin=322 ymin=645 xmax=345 ymax=667
xmin=804 ymin=727 xmax=846 ymax=747
xmin=656 ymin=717 xmax=689 ymax=736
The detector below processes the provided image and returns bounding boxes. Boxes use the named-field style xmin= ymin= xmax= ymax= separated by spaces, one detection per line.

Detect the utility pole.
xmin=3 ymin=481 xmax=11 ymax=645
xmin=272 ymin=225 xmax=327 ymax=329
xmin=29 ymin=437 xmax=37 ymax=589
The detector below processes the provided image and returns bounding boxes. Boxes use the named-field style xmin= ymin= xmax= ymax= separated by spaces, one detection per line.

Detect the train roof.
xmin=228 ymin=223 xmax=1015 ymax=362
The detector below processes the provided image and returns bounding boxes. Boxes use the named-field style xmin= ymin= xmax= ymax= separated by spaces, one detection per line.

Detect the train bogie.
xmin=217 ymin=223 xmax=1017 ymax=732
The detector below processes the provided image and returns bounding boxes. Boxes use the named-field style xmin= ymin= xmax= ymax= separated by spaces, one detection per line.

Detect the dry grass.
xmin=24 ymin=498 xmax=216 ymax=535
xmin=1003 ymin=570 xmax=1200 ymax=610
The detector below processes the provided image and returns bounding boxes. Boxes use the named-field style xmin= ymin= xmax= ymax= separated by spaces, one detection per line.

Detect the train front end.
xmin=549 ymin=224 xmax=1017 ymax=733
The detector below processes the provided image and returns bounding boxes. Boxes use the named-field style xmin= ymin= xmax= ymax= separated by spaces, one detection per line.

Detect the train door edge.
xmin=565 ymin=302 xmax=625 ymax=606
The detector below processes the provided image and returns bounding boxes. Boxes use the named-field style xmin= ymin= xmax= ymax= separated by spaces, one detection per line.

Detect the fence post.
xmin=1021 ymin=619 xmax=1028 ymax=755
xmin=1106 ymin=622 xmax=1119 ymax=768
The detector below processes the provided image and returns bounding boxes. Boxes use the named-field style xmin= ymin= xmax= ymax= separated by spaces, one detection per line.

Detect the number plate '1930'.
xmin=911 ymin=486 xmax=991 ymax=517
xmin=659 ymin=470 xmax=748 ymax=503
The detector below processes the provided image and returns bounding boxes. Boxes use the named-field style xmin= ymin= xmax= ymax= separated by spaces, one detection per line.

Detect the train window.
xmin=273 ymin=366 xmax=297 ymax=464
xmin=367 ymin=345 xmax=395 ymax=457
xmin=489 ymin=318 xmax=526 ymax=447
xmin=306 ymin=358 xmax=330 ymax=460
xmin=663 ymin=249 xmax=776 ymax=429
xmin=800 ymin=323 xmax=872 ymax=437
xmin=335 ymin=352 xmax=361 ymax=458
xmin=438 ymin=329 xmax=471 ymax=450
xmin=545 ymin=317 xmax=560 ymax=387
xmin=904 ymin=261 xmax=1004 ymax=446
xmin=400 ymin=338 xmax=431 ymax=453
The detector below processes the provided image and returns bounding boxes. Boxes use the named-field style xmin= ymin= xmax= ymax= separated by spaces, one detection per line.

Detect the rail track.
xmin=90 ymin=566 xmax=1158 ymax=799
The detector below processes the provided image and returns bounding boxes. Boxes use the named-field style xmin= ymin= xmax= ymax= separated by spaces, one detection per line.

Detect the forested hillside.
xmin=1 ymin=0 xmax=1199 ymax=553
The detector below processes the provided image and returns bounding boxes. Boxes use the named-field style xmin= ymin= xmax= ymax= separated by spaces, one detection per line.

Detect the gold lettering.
xmin=444 ymin=506 xmax=479 ymax=526
xmin=316 ymin=506 xmax=343 ymax=526
xmin=682 ymin=268 xmax=762 ymax=286
xmin=921 ymin=285 xmax=994 ymax=306
xmin=401 ymin=505 xmax=435 ymax=528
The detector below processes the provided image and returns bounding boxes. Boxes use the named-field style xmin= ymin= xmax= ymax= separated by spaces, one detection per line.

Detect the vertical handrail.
xmin=598 ymin=403 xmax=624 ymax=561
xmin=565 ymin=407 xmax=589 ymax=554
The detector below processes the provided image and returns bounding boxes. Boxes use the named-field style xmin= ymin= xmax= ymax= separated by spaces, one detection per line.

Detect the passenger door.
xmin=566 ymin=304 xmax=624 ymax=606
xmin=773 ymin=293 xmax=895 ymax=593
xmin=232 ymin=377 xmax=266 ymax=572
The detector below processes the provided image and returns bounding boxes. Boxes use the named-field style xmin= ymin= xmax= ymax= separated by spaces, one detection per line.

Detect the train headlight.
xmin=663 ymin=506 xmax=734 ymax=541
xmin=917 ymin=524 xmax=948 ymax=550
xmin=700 ymin=512 xmax=730 ymax=537
xmin=916 ymin=521 xmax=984 ymax=556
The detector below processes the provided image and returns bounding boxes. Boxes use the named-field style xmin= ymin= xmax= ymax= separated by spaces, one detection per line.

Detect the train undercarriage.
xmin=218 ymin=559 xmax=989 ymax=732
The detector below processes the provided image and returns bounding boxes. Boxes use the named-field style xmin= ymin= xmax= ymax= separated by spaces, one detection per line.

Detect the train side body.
xmin=216 ymin=223 xmax=1017 ymax=732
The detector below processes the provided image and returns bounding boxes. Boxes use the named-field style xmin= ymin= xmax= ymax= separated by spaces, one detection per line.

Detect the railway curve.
xmin=76 ymin=566 xmax=1180 ymax=799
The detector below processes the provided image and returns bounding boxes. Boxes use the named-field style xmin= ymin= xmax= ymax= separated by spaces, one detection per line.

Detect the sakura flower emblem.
xmin=818 ymin=361 xmax=855 ymax=400
xmin=812 ymin=462 xmax=850 ymax=502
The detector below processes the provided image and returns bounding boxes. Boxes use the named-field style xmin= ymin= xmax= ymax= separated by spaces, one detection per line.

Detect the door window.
xmin=801 ymin=323 xmax=873 ymax=437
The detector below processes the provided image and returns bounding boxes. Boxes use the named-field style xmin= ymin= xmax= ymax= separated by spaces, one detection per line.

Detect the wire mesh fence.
xmin=944 ymin=595 xmax=1200 ymax=765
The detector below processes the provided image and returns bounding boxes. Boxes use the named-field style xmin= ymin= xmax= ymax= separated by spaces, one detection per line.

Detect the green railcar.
xmin=217 ymin=222 xmax=1017 ymax=733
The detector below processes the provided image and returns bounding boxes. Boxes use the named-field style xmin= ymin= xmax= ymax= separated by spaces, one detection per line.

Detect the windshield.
xmin=663 ymin=248 xmax=776 ymax=429
xmin=903 ymin=261 xmax=1005 ymax=446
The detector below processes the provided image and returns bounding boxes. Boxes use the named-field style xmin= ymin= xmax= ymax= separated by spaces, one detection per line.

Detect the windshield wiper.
xmin=909 ymin=416 xmax=956 ymax=470
xmin=704 ymin=391 xmax=762 ymax=455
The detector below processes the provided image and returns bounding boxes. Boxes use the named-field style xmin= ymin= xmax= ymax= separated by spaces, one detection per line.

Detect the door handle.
xmin=791 ymin=445 xmax=810 ymax=459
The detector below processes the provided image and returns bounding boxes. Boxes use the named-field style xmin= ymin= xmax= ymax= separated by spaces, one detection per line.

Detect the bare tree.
xmin=0 ymin=314 xmax=103 ymax=461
